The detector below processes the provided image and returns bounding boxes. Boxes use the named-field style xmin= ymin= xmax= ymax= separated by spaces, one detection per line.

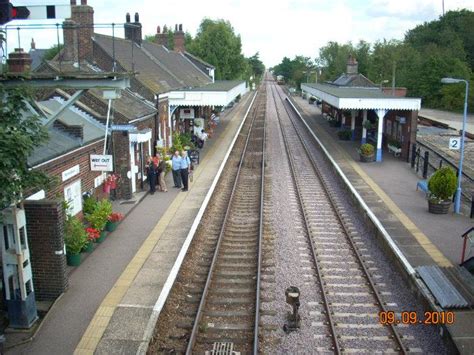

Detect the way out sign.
xmin=449 ymin=137 xmax=461 ymax=150
xmin=90 ymin=155 xmax=113 ymax=171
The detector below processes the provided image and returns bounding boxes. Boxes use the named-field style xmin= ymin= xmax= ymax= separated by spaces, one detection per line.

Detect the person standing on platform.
xmin=146 ymin=156 xmax=157 ymax=194
xmin=172 ymin=150 xmax=182 ymax=188
xmin=158 ymin=155 xmax=168 ymax=192
xmin=180 ymin=150 xmax=191 ymax=192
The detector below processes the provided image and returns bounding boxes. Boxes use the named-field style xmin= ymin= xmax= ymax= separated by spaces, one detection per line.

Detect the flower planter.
xmin=66 ymin=253 xmax=81 ymax=266
xmin=359 ymin=154 xmax=375 ymax=163
xmin=95 ymin=230 xmax=107 ymax=243
xmin=428 ymin=200 xmax=451 ymax=214
xmin=82 ymin=242 xmax=94 ymax=253
xmin=106 ymin=221 xmax=118 ymax=232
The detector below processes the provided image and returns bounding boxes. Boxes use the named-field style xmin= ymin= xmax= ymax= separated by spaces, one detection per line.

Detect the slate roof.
xmin=332 ymin=73 xmax=376 ymax=87
xmin=176 ymin=80 xmax=245 ymax=92
xmin=28 ymin=128 xmax=81 ymax=167
xmin=302 ymin=83 xmax=406 ymax=99
xmin=29 ymin=49 xmax=48 ymax=70
xmin=93 ymin=34 xmax=182 ymax=95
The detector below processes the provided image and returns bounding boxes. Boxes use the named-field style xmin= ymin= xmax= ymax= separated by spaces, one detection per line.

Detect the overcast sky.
xmin=4 ymin=0 xmax=474 ymax=66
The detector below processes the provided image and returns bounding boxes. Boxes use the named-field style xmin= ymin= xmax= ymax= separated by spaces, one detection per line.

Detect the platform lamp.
xmin=441 ymin=77 xmax=469 ymax=214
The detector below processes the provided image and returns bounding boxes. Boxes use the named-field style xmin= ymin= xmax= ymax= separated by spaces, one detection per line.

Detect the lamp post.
xmin=441 ymin=77 xmax=469 ymax=214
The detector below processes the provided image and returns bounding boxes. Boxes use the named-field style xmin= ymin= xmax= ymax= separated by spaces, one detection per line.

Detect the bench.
xmin=387 ymin=144 xmax=402 ymax=157
xmin=416 ymin=180 xmax=428 ymax=195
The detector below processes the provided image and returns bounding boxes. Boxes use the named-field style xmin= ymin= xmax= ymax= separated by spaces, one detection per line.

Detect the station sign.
xmin=90 ymin=154 xmax=113 ymax=171
xmin=111 ymin=124 xmax=135 ymax=131
xmin=449 ymin=137 xmax=461 ymax=150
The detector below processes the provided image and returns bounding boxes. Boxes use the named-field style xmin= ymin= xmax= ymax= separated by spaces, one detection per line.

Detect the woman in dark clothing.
xmin=146 ymin=156 xmax=157 ymax=194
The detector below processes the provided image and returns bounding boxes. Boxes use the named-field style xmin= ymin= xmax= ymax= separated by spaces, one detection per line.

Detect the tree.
xmin=187 ymin=19 xmax=247 ymax=80
xmin=0 ymin=85 xmax=50 ymax=208
xmin=44 ymin=44 xmax=64 ymax=61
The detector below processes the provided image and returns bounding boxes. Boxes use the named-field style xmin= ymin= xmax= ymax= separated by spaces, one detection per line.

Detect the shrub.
xmin=83 ymin=196 xmax=97 ymax=216
xmin=86 ymin=199 xmax=113 ymax=231
xmin=337 ymin=129 xmax=352 ymax=140
xmin=359 ymin=143 xmax=375 ymax=156
xmin=428 ymin=167 xmax=457 ymax=201
xmin=65 ymin=216 xmax=87 ymax=255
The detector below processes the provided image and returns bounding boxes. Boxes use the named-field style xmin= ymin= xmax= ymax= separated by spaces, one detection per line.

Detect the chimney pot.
xmin=126 ymin=13 xmax=130 ymax=23
xmin=70 ymin=0 xmax=77 ymax=5
xmin=81 ymin=0 xmax=87 ymax=4
xmin=157 ymin=25 xmax=161 ymax=34
xmin=179 ymin=24 xmax=183 ymax=32
xmin=7 ymin=48 xmax=32 ymax=73
xmin=134 ymin=12 xmax=139 ymax=23
xmin=30 ymin=38 xmax=36 ymax=50
xmin=175 ymin=24 xmax=178 ymax=32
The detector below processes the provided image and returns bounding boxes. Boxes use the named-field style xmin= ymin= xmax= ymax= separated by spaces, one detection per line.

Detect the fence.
xmin=410 ymin=142 xmax=474 ymax=218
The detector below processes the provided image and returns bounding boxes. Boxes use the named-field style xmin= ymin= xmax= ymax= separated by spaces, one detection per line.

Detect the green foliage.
xmin=247 ymin=52 xmax=265 ymax=84
xmin=187 ymin=19 xmax=247 ymax=80
xmin=428 ymin=167 xmax=457 ymax=201
xmin=171 ymin=132 xmax=195 ymax=153
xmin=272 ymin=56 xmax=315 ymax=89
xmin=44 ymin=44 xmax=64 ymax=61
xmin=337 ymin=129 xmax=352 ymax=140
xmin=85 ymin=199 xmax=112 ymax=231
xmin=359 ymin=143 xmax=375 ymax=156
xmin=65 ymin=216 xmax=87 ymax=255
xmin=387 ymin=139 xmax=401 ymax=149
xmin=0 ymin=85 xmax=51 ymax=208
xmin=83 ymin=196 xmax=97 ymax=216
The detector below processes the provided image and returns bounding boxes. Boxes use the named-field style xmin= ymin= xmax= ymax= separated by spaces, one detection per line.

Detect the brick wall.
xmin=112 ymin=131 xmax=132 ymax=199
xmin=35 ymin=140 xmax=104 ymax=200
xmin=24 ymin=200 xmax=68 ymax=301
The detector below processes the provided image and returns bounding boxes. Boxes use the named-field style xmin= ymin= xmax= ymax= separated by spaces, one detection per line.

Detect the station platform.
xmin=291 ymin=95 xmax=474 ymax=354
xmin=8 ymin=92 xmax=254 ymax=355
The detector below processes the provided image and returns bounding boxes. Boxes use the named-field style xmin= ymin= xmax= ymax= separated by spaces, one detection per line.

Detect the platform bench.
xmin=416 ymin=180 xmax=428 ymax=195
xmin=387 ymin=144 xmax=402 ymax=157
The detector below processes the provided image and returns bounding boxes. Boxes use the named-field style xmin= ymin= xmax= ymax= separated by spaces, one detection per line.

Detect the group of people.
xmin=146 ymin=150 xmax=191 ymax=195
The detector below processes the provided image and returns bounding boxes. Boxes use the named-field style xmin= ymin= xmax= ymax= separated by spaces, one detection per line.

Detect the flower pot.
xmin=83 ymin=242 xmax=94 ymax=253
xmin=96 ymin=230 xmax=107 ymax=243
xmin=359 ymin=154 xmax=375 ymax=162
xmin=106 ymin=221 xmax=118 ymax=232
xmin=66 ymin=253 xmax=81 ymax=266
xmin=428 ymin=200 xmax=451 ymax=214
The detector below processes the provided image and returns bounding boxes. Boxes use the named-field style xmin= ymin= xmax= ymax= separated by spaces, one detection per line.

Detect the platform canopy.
xmin=301 ymin=83 xmax=421 ymax=111
xmin=166 ymin=80 xmax=247 ymax=107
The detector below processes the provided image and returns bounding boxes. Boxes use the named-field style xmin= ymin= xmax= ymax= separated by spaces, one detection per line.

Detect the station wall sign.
xmin=90 ymin=155 xmax=113 ymax=171
xmin=61 ymin=164 xmax=80 ymax=182
xmin=449 ymin=137 xmax=460 ymax=150
xmin=111 ymin=124 xmax=135 ymax=131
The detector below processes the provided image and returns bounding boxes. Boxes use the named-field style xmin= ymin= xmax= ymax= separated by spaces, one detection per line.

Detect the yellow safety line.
xmin=74 ymin=98 xmax=251 ymax=354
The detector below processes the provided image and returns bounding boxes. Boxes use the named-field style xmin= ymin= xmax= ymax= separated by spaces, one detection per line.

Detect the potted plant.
xmin=358 ymin=143 xmax=375 ymax=162
xmin=427 ymin=167 xmax=457 ymax=214
xmin=85 ymin=227 xmax=100 ymax=249
xmin=337 ymin=129 xmax=352 ymax=141
xmin=363 ymin=120 xmax=373 ymax=130
xmin=106 ymin=212 xmax=124 ymax=232
xmin=86 ymin=199 xmax=112 ymax=241
xmin=65 ymin=217 xmax=88 ymax=266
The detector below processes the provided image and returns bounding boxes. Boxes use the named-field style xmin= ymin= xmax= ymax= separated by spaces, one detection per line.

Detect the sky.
xmin=3 ymin=0 xmax=474 ymax=67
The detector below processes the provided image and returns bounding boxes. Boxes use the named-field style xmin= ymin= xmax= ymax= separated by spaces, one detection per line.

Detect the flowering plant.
xmin=85 ymin=227 xmax=100 ymax=242
xmin=108 ymin=212 xmax=124 ymax=223
xmin=105 ymin=173 xmax=120 ymax=189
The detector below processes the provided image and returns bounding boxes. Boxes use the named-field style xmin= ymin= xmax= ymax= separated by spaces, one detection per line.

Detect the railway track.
xmin=150 ymin=88 xmax=266 ymax=355
xmin=269 ymin=81 xmax=409 ymax=354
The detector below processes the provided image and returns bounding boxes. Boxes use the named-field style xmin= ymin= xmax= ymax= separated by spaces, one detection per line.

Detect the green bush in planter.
xmin=359 ymin=143 xmax=375 ymax=156
xmin=65 ymin=216 xmax=88 ymax=255
xmin=337 ymin=129 xmax=352 ymax=140
xmin=427 ymin=167 xmax=457 ymax=202
xmin=86 ymin=199 xmax=113 ymax=231
xmin=83 ymin=196 xmax=97 ymax=216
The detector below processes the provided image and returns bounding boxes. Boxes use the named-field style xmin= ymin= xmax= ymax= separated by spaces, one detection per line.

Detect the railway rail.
xmin=150 ymin=87 xmax=266 ymax=355
xmin=268 ymin=81 xmax=409 ymax=354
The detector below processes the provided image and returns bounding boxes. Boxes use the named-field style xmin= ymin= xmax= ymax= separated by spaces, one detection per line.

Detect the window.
xmin=64 ymin=180 xmax=82 ymax=216
xmin=19 ymin=226 xmax=26 ymax=249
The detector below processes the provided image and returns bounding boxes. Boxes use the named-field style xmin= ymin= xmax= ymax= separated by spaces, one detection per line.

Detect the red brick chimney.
xmin=7 ymin=48 xmax=32 ymax=73
xmin=155 ymin=25 xmax=169 ymax=47
xmin=62 ymin=0 xmax=94 ymax=63
xmin=30 ymin=38 xmax=36 ymax=50
xmin=346 ymin=55 xmax=358 ymax=75
xmin=174 ymin=24 xmax=185 ymax=52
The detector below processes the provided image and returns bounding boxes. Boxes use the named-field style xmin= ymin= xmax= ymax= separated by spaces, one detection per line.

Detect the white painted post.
xmin=375 ymin=109 xmax=387 ymax=162
xmin=351 ymin=110 xmax=356 ymax=140
xmin=341 ymin=112 xmax=345 ymax=126
xmin=361 ymin=110 xmax=367 ymax=144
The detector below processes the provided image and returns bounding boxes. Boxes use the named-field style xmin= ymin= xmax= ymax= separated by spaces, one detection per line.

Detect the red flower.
xmin=86 ymin=227 xmax=100 ymax=241
xmin=108 ymin=212 xmax=124 ymax=222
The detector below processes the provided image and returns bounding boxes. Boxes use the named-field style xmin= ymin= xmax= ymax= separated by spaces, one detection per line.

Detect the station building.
xmin=302 ymin=56 xmax=421 ymax=161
